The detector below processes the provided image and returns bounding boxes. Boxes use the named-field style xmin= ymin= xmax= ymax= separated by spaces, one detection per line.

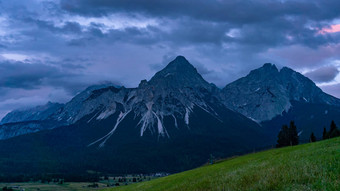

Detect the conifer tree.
xmin=310 ymin=132 xmax=316 ymax=142
xmin=276 ymin=121 xmax=299 ymax=148
xmin=329 ymin=120 xmax=340 ymax=138
xmin=289 ymin=121 xmax=299 ymax=146
xmin=276 ymin=125 xmax=289 ymax=148
xmin=323 ymin=127 xmax=328 ymax=140
xmin=330 ymin=120 xmax=336 ymax=132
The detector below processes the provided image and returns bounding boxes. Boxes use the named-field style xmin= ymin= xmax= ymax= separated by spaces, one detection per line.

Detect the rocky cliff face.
xmin=0 ymin=56 xmax=339 ymax=175
xmin=1 ymin=58 xmax=340 ymax=141
xmin=1 ymin=102 xmax=64 ymax=124
xmin=221 ymin=63 xmax=340 ymax=122
xmin=0 ymin=84 xmax=115 ymax=140
xmin=70 ymin=56 xmax=224 ymax=147
xmin=0 ymin=56 xmax=238 ymax=143
xmin=0 ymin=56 xmax=268 ymax=176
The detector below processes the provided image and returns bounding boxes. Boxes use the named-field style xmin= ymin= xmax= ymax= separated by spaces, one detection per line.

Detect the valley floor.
xmin=0 ymin=182 xmax=108 ymax=191
xmin=0 ymin=175 xmax=160 ymax=191
xmin=107 ymin=137 xmax=340 ymax=191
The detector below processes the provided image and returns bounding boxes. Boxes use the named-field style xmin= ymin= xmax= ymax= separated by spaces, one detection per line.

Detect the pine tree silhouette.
xmin=276 ymin=121 xmax=299 ymax=148
xmin=289 ymin=121 xmax=299 ymax=146
xmin=323 ymin=127 xmax=328 ymax=140
xmin=276 ymin=125 xmax=289 ymax=148
xmin=310 ymin=132 xmax=316 ymax=142
xmin=329 ymin=120 xmax=340 ymax=138
xmin=330 ymin=121 xmax=337 ymax=132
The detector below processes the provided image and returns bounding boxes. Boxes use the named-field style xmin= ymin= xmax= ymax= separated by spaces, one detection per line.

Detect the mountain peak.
xmin=245 ymin=63 xmax=279 ymax=81
xmin=222 ymin=62 xmax=340 ymax=122
xmin=260 ymin=63 xmax=278 ymax=72
xmin=250 ymin=63 xmax=278 ymax=74
xmin=162 ymin=55 xmax=197 ymax=73
xmin=149 ymin=56 xmax=211 ymax=89
xmin=280 ymin=66 xmax=295 ymax=74
xmin=173 ymin=55 xmax=187 ymax=62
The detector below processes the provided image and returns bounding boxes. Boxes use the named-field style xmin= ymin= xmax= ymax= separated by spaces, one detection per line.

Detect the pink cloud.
xmin=319 ymin=24 xmax=340 ymax=34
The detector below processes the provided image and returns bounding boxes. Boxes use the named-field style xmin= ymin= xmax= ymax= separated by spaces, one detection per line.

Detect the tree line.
xmin=322 ymin=121 xmax=340 ymax=140
xmin=276 ymin=120 xmax=339 ymax=148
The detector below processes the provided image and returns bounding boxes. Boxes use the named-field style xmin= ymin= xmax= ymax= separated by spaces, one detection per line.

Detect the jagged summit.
xmin=2 ymin=58 xmax=340 ymax=142
xmin=221 ymin=64 xmax=340 ymax=121
xmin=248 ymin=63 xmax=279 ymax=78
xmin=1 ymin=57 xmax=340 ymax=177
xmin=162 ymin=56 xmax=196 ymax=72
xmin=260 ymin=63 xmax=278 ymax=70
xmin=149 ymin=56 xmax=212 ymax=89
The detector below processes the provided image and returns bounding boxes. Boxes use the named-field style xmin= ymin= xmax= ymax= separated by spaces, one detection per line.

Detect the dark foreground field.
xmin=0 ymin=182 xmax=108 ymax=191
xmin=1 ymin=137 xmax=338 ymax=191
xmin=109 ymin=137 xmax=340 ymax=191
xmin=0 ymin=175 xmax=159 ymax=191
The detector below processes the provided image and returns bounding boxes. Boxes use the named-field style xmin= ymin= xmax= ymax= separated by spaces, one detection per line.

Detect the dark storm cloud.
xmin=0 ymin=58 xmax=114 ymax=95
xmin=1 ymin=0 xmax=340 ymax=119
xmin=305 ymin=66 xmax=339 ymax=83
xmin=44 ymin=21 xmax=82 ymax=34
xmin=58 ymin=0 xmax=340 ymax=49
xmin=66 ymin=26 xmax=153 ymax=46
xmin=60 ymin=0 xmax=340 ymax=23
xmin=10 ymin=15 xmax=83 ymax=35
xmin=0 ymin=60 xmax=77 ymax=90
xmin=94 ymin=20 xmax=231 ymax=47
xmin=164 ymin=20 xmax=232 ymax=46
xmin=4 ymin=0 xmax=338 ymax=51
xmin=236 ymin=17 xmax=333 ymax=49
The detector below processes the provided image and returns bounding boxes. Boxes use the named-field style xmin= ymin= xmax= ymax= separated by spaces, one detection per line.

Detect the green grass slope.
xmin=108 ymin=137 xmax=340 ymax=191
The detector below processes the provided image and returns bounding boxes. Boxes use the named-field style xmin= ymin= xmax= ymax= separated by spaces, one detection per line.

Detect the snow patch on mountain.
xmin=96 ymin=108 xmax=116 ymax=120
xmin=184 ymin=104 xmax=194 ymax=125
xmin=172 ymin=114 xmax=178 ymax=129
xmin=138 ymin=103 xmax=157 ymax=136
xmin=88 ymin=110 xmax=131 ymax=147
xmin=153 ymin=111 xmax=169 ymax=138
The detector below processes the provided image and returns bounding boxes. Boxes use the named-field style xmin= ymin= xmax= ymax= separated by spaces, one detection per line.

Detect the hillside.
xmin=109 ymin=137 xmax=340 ymax=191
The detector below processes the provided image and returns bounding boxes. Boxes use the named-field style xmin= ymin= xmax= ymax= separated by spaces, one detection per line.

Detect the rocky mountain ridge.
xmin=1 ymin=57 xmax=339 ymax=141
xmin=0 ymin=56 xmax=339 ymax=176
xmin=221 ymin=63 xmax=340 ymax=122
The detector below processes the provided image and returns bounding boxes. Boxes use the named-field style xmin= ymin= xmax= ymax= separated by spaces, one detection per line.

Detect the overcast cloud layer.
xmin=0 ymin=0 xmax=340 ymax=119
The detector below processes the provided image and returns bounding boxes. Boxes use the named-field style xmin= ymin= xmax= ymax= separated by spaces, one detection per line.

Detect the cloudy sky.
xmin=0 ymin=0 xmax=340 ymax=119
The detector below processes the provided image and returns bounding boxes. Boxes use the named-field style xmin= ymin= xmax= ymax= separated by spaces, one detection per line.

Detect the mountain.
xmin=221 ymin=63 xmax=340 ymax=122
xmin=86 ymin=56 xmax=223 ymax=146
xmin=0 ymin=83 xmax=115 ymax=140
xmin=0 ymin=56 xmax=270 ymax=177
xmin=0 ymin=57 xmax=339 ymax=177
xmin=1 ymin=102 xmax=63 ymax=124
xmin=220 ymin=63 xmax=340 ymax=140
xmin=0 ymin=102 xmax=63 ymax=140
xmin=49 ymin=83 xmax=119 ymax=125
xmin=148 ymin=56 xmax=214 ymax=90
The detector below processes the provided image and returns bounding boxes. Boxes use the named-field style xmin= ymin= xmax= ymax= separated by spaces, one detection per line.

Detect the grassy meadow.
xmin=108 ymin=137 xmax=340 ymax=191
